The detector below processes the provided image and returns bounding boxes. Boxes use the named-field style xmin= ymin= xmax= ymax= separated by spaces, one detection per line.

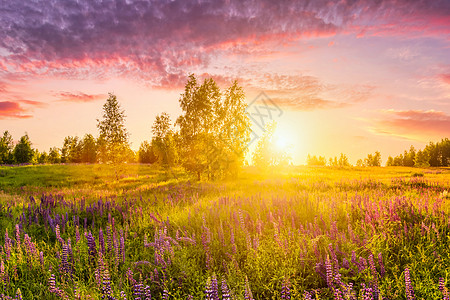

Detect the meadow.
xmin=0 ymin=164 xmax=449 ymax=299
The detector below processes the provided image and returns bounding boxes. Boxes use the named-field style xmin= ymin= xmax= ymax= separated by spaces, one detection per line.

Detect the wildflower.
xmin=325 ymin=255 xmax=333 ymax=288
xmin=221 ymin=278 xmax=231 ymax=300
xmin=244 ymin=277 xmax=254 ymax=300
xmin=99 ymin=228 xmax=105 ymax=255
xmin=405 ymin=268 xmax=415 ymax=300
xmin=303 ymin=291 xmax=313 ymax=300
xmin=378 ymin=253 xmax=385 ymax=277
xmin=439 ymin=278 xmax=449 ymax=300
xmin=85 ymin=232 xmax=97 ymax=264
xmin=368 ymin=254 xmax=379 ymax=298
xmin=281 ymin=277 xmax=291 ymax=300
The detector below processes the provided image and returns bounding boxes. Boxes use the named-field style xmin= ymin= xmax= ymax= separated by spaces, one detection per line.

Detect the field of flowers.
xmin=0 ymin=164 xmax=449 ymax=299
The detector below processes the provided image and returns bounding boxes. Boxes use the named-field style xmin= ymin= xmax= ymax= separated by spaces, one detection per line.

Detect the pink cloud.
xmin=440 ymin=74 xmax=450 ymax=84
xmin=374 ymin=109 xmax=450 ymax=140
xmin=0 ymin=101 xmax=32 ymax=119
xmin=57 ymin=92 xmax=107 ymax=103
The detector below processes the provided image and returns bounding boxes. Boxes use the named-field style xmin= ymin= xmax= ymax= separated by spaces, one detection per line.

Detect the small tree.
xmin=356 ymin=159 xmax=364 ymax=167
xmin=338 ymin=153 xmax=351 ymax=167
xmin=61 ymin=136 xmax=82 ymax=163
xmin=48 ymin=147 xmax=61 ymax=164
xmin=138 ymin=141 xmax=158 ymax=164
xmin=0 ymin=131 xmax=14 ymax=164
xmin=97 ymin=93 xmax=130 ymax=164
xmin=365 ymin=151 xmax=381 ymax=167
xmin=414 ymin=150 xmax=430 ymax=167
xmin=152 ymin=112 xmax=178 ymax=168
xmin=80 ymin=134 xmax=97 ymax=163
xmin=13 ymin=133 xmax=33 ymax=164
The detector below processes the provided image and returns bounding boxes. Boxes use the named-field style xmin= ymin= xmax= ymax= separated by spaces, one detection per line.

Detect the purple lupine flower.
xmin=61 ymin=242 xmax=71 ymax=275
xmin=120 ymin=291 xmax=127 ymax=300
xmin=405 ymin=268 xmax=415 ymax=300
xmin=101 ymin=263 xmax=116 ymax=300
xmin=144 ymin=285 xmax=151 ymax=300
xmin=303 ymin=291 xmax=313 ymax=300
xmin=99 ymin=228 xmax=105 ymax=255
xmin=15 ymin=288 xmax=22 ymax=300
xmin=378 ymin=253 xmax=385 ymax=277
xmin=211 ymin=274 xmax=219 ymax=300
xmin=205 ymin=277 xmax=213 ymax=300
xmin=55 ymin=224 xmax=64 ymax=244
xmin=75 ymin=226 xmax=80 ymax=244
xmin=368 ymin=254 xmax=379 ymax=298
xmin=360 ymin=283 xmax=373 ymax=300
xmin=120 ymin=230 xmax=125 ymax=264
xmin=5 ymin=229 xmax=11 ymax=260
xmin=439 ymin=278 xmax=449 ymax=300
xmin=325 ymin=256 xmax=333 ymax=288
xmin=107 ymin=225 xmax=113 ymax=254
xmin=39 ymin=251 xmax=44 ymax=268
xmin=161 ymin=289 xmax=169 ymax=300
xmin=186 ymin=295 xmax=193 ymax=300
xmin=85 ymin=231 xmax=97 ymax=263
xmin=48 ymin=273 xmax=65 ymax=298
xmin=244 ymin=277 xmax=254 ymax=300
xmin=126 ymin=268 xmax=136 ymax=286
xmin=281 ymin=277 xmax=291 ymax=300
xmin=221 ymin=278 xmax=231 ymax=300
xmin=15 ymin=224 xmax=21 ymax=249
xmin=358 ymin=257 xmax=367 ymax=273
xmin=133 ymin=282 xmax=144 ymax=299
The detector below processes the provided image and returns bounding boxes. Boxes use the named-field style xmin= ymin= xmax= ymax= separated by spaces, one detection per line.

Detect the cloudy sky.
xmin=1 ymin=0 xmax=449 ymax=164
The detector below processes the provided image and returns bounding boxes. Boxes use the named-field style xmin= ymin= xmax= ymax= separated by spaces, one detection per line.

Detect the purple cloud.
xmin=0 ymin=0 xmax=448 ymax=88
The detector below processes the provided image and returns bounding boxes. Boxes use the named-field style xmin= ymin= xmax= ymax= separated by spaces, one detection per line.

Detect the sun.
xmin=275 ymin=134 xmax=289 ymax=150
xmin=273 ymin=127 xmax=293 ymax=152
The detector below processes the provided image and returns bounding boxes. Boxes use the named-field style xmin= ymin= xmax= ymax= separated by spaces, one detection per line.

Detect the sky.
xmin=1 ymin=0 xmax=449 ymax=164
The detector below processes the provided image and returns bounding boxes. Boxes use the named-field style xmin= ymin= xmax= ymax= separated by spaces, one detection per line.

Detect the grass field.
xmin=0 ymin=164 xmax=449 ymax=299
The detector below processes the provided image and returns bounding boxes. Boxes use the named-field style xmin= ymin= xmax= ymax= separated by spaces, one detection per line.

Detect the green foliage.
xmin=0 ymin=131 xmax=14 ymax=164
xmin=97 ymin=93 xmax=131 ymax=164
xmin=307 ymin=154 xmax=327 ymax=166
xmin=151 ymin=112 xmax=178 ymax=168
xmin=138 ymin=140 xmax=158 ymax=164
xmin=13 ymin=133 xmax=34 ymax=164
xmin=61 ymin=136 xmax=82 ymax=163
xmin=80 ymin=134 xmax=97 ymax=163
xmin=364 ymin=151 xmax=381 ymax=167
xmin=177 ymin=75 xmax=250 ymax=180
xmin=48 ymin=147 xmax=61 ymax=164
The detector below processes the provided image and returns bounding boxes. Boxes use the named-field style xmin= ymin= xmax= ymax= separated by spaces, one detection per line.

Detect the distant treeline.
xmin=307 ymin=151 xmax=382 ymax=167
xmin=307 ymin=139 xmax=450 ymax=168
xmin=386 ymin=139 xmax=450 ymax=167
